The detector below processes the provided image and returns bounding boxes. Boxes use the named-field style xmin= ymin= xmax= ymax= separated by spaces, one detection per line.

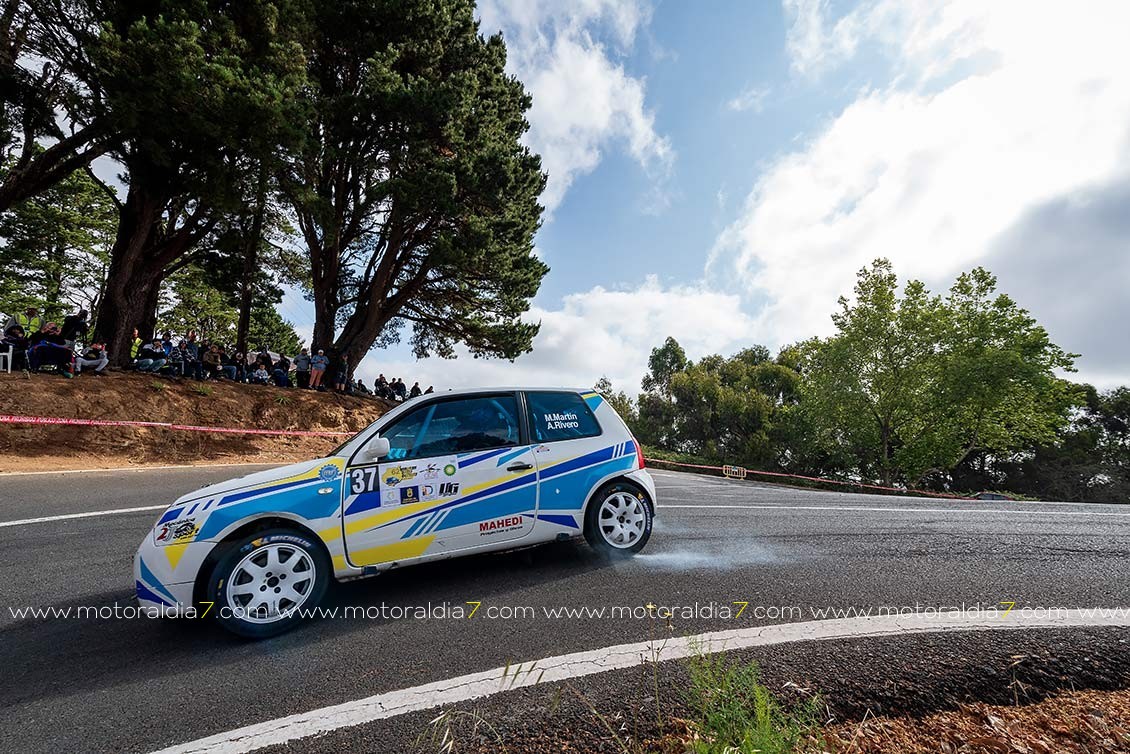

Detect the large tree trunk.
xmin=93 ymin=185 xmax=167 ymax=366
xmin=235 ymin=175 xmax=268 ymax=354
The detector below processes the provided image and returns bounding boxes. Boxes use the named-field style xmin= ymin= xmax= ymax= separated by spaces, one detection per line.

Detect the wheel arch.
xmin=579 ymin=474 xmax=654 ymax=520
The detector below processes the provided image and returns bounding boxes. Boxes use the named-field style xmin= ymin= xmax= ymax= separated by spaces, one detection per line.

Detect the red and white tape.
xmin=0 ymin=414 xmax=351 ymax=438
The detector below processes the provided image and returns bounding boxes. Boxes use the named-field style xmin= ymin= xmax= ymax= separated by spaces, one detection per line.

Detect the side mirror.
xmin=360 ymin=435 xmax=390 ymax=463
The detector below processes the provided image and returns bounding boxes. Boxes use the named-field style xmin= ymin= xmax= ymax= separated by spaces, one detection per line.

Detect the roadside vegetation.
xmin=600 ymin=260 xmax=1129 ymax=503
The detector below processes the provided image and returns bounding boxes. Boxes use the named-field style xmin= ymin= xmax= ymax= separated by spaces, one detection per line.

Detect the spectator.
xmin=75 ymin=342 xmax=109 ymax=375
xmin=309 ymin=349 xmax=328 ymax=389
xmin=294 ymin=348 xmax=311 ymax=389
xmin=334 ymin=353 xmax=349 ymax=392
xmin=161 ymin=330 xmax=174 ymax=356
xmin=135 ymin=339 xmax=167 ymax=372
xmin=202 ymin=344 xmax=224 ymax=379
xmin=130 ymin=327 xmax=142 ymax=360
xmin=28 ymin=323 xmax=74 ymax=376
xmin=2 ymin=324 xmax=30 ymax=375
xmin=394 ymin=378 xmax=407 ymax=401
xmin=409 ymin=381 xmax=422 ymax=399
xmin=220 ymin=347 xmax=238 ymax=381
xmin=165 ymin=340 xmax=186 ymax=377
xmin=250 ymin=363 xmax=271 ymax=384
xmin=182 ymin=336 xmax=201 ymax=380
xmin=272 ymin=354 xmax=292 ymax=387
xmin=60 ymin=309 xmax=89 ymax=348
xmin=424 ymin=385 xmax=434 ymax=394
xmin=257 ymin=348 xmax=273 ymax=370
xmin=6 ymin=306 xmax=42 ymax=335
xmin=232 ymin=351 xmax=247 ymax=382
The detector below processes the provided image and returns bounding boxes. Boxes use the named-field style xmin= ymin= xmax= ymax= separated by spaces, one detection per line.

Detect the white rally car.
xmin=135 ymin=388 xmax=655 ymax=637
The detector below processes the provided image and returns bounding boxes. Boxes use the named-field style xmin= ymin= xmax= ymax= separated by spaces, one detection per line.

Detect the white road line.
xmin=0 ymin=505 xmax=166 ymax=528
xmin=150 ymin=609 xmax=1130 ymax=754
xmin=659 ymin=503 xmax=1130 ymax=517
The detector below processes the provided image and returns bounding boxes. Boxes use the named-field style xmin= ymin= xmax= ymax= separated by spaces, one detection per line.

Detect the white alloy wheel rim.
xmin=226 ymin=543 xmax=316 ymax=624
xmin=598 ymin=491 xmax=647 ymax=549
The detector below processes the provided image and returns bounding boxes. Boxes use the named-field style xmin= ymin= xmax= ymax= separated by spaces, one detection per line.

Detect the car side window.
xmin=380 ymin=395 xmax=521 ymax=461
xmin=525 ymin=391 xmax=602 ymax=443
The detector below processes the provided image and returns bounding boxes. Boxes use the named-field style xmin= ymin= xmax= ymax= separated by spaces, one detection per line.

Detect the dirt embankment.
xmin=0 ymin=371 xmax=393 ymax=472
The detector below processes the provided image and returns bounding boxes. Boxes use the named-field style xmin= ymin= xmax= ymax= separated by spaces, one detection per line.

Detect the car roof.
xmin=422 ymin=386 xmax=592 ymax=396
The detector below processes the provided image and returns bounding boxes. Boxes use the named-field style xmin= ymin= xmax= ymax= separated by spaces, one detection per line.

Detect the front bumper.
xmin=134 ymin=535 xmax=214 ymax=616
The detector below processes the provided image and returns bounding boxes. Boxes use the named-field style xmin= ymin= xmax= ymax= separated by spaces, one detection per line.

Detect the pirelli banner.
xmin=722 ymin=464 xmax=747 ymax=479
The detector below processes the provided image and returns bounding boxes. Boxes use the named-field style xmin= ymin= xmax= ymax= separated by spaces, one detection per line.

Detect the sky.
xmin=278 ymin=0 xmax=1130 ymax=394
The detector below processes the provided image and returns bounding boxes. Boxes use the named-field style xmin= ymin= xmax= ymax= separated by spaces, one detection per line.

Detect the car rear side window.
xmin=525 ymin=391 xmax=602 ymax=443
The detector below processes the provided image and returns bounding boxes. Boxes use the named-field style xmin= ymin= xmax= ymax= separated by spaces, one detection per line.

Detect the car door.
xmin=524 ymin=390 xmax=621 ymax=531
xmin=342 ymin=392 xmax=538 ymax=567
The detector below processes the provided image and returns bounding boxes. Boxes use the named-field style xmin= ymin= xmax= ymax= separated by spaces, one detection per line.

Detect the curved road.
xmin=1 ymin=465 xmax=1129 ymax=752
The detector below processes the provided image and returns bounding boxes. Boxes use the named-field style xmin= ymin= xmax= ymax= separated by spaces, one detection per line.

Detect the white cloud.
xmin=355 ymin=277 xmax=756 ymax=396
xmin=714 ymin=0 xmax=1130 ymax=384
xmin=726 ymin=85 xmax=770 ymax=113
xmin=477 ymin=0 xmax=673 ymax=212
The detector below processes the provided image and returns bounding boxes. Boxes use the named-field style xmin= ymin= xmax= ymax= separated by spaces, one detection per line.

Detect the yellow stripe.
xmin=164 ymin=542 xmax=190 ymax=570
xmin=348 ymin=535 xmax=436 ymax=567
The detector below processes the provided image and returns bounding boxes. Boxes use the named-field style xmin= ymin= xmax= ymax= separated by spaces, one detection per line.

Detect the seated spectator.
xmin=250 ymin=364 xmax=271 ymax=384
xmin=2 ymin=324 xmax=30 ymax=374
xmin=232 ymin=351 xmax=247 ymax=382
xmin=272 ymin=354 xmax=291 ymax=387
xmin=220 ymin=347 xmax=238 ymax=381
xmin=28 ymin=323 xmax=74 ymax=376
xmin=75 ymin=342 xmax=109 ymax=375
xmin=424 ymin=385 xmax=434 ymax=394
xmin=130 ymin=328 xmax=142 ymax=360
xmin=60 ymin=309 xmax=89 ymax=348
xmin=409 ymin=381 xmax=422 ymax=399
xmin=294 ymin=348 xmax=311 ymax=389
xmin=164 ymin=341 xmax=185 ymax=377
xmin=135 ymin=339 xmax=167 ymax=372
xmin=393 ymin=378 xmax=408 ymax=400
xmin=5 ymin=306 xmax=42 ymax=335
xmin=161 ymin=331 xmax=174 ymax=356
xmin=202 ymin=344 xmax=224 ymax=379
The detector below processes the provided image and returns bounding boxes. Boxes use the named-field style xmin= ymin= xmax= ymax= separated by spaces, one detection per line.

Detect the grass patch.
xmin=193 ymin=383 xmax=213 ymax=396
xmin=274 ymin=393 xmax=293 ymax=405
xmin=149 ymin=380 xmax=167 ymax=392
xmin=685 ymin=653 xmax=823 ymax=754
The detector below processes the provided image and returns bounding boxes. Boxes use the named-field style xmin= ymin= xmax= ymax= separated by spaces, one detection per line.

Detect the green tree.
xmin=594 ymin=376 xmax=637 ymax=427
xmin=0 ymin=160 xmax=116 ymax=321
xmin=800 ymin=259 xmax=1077 ymax=487
xmin=279 ymin=0 xmax=547 ymax=373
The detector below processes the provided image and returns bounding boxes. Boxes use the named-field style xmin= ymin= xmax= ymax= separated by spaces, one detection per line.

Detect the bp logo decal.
xmin=443 ymin=463 xmax=457 ymax=477
xmin=318 ymin=464 xmax=341 ymax=482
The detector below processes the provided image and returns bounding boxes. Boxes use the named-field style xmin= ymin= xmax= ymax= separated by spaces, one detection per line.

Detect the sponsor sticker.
xmin=156 ymin=518 xmax=198 ymax=544
xmin=439 ymin=481 xmax=460 ymax=497
xmin=420 ymin=484 xmax=436 ymax=500
xmin=318 ymin=463 xmax=341 ymax=482
xmin=479 ymin=515 xmax=524 ymax=536
xmin=443 ymin=463 xmax=457 ymax=477
xmin=383 ymin=465 xmax=418 ymax=487
xmin=382 ymin=490 xmax=399 ymax=504
xmin=400 ymin=486 xmax=421 ymax=504
xmin=420 ymin=463 xmax=441 ymax=480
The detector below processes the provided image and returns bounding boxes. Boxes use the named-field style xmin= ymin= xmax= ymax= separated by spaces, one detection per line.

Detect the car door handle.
xmin=506 ymin=462 xmax=534 ymax=472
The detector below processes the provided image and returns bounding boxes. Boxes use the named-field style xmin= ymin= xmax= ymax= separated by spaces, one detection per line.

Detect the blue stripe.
xmin=537 ymin=513 xmax=578 ymax=528
xmin=425 ymin=510 xmax=448 ymax=533
xmin=624 ymin=439 xmax=636 ymax=457
xmin=218 ymin=477 xmax=313 ymax=507
xmin=138 ymin=559 xmax=178 ymax=604
xmin=344 ymin=490 xmax=384 ymax=516
xmin=401 ymin=517 xmax=427 ymax=539
xmin=539 ymin=446 xmax=616 ymax=482
xmin=136 ymin=581 xmax=173 ymax=607
xmin=458 ymin=447 xmax=514 ymax=468
xmin=495 ymin=446 xmax=531 ymax=466
xmin=157 ymin=507 xmax=184 ymax=525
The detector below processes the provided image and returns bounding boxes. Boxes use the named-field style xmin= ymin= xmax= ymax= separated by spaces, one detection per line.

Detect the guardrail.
xmin=645 ymin=457 xmax=969 ymax=500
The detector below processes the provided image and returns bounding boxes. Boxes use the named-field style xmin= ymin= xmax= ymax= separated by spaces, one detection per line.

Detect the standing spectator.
xmin=75 ymin=342 xmax=109 ymax=375
xmin=60 ymin=309 xmax=89 ymax=348
xmin=309 ymin=349 xmax=328 ymax=390
xmin=231 ymin=351 xmax=247 ymax=382
xmin=6 ymin=306 xmax=42 ymax=335
xmin=334 ymin=353 xmax=349 ymax=392
xmin=182 ymin=335 xmax=201 ymax=380
xmin=409 ymin=381 xmax=422 ymax=399
xmin=294 ymin=348 xmax=311 ymax=389
xmin=130 ymin=327 xmax=143 ymax=360
xmin=202 ymin=344 xmax=224 ymax=379
xmin=272 ymin=353 xmax=292 ymax=387
xmin=135 ymin=340 xmax=167 ymax=372
xmin=2 ymin=324 xmax=30 ymax=374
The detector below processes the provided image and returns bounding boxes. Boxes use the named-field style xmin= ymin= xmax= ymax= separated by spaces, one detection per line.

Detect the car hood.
xmin=172 ymin=457 xmax=334 ymax=507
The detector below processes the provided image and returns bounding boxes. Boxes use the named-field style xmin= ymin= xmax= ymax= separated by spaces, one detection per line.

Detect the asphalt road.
xmin=2 ymin=465 xmax=1129 ymax=753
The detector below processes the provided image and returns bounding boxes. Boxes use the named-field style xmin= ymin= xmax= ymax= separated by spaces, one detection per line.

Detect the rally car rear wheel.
xmin=584 ymin=481 xmax=652 ymax=556
xmin=207 ymin=529 xmax=329 ymax=638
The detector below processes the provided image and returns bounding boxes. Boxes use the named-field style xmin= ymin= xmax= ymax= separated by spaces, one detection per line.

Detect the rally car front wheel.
xmin=206 ymin=529 xmax=329 ymax=638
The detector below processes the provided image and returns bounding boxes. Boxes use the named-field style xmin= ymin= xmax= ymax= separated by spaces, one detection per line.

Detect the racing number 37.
xmin=350 ymin=467 xmax=378 ymax=494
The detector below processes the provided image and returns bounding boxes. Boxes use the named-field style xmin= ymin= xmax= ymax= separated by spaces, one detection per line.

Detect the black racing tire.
xmin=583 ymin=480 xmax=653 ymax=557
xmin=206 ymin=528 xmax=330 ymax=639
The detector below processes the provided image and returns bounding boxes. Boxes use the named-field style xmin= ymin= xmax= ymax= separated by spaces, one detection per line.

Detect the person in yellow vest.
xmin=130 ymin=327 xmax=143 ymax=360
xmin=5 ymin=306 xmax=42 ymax=335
